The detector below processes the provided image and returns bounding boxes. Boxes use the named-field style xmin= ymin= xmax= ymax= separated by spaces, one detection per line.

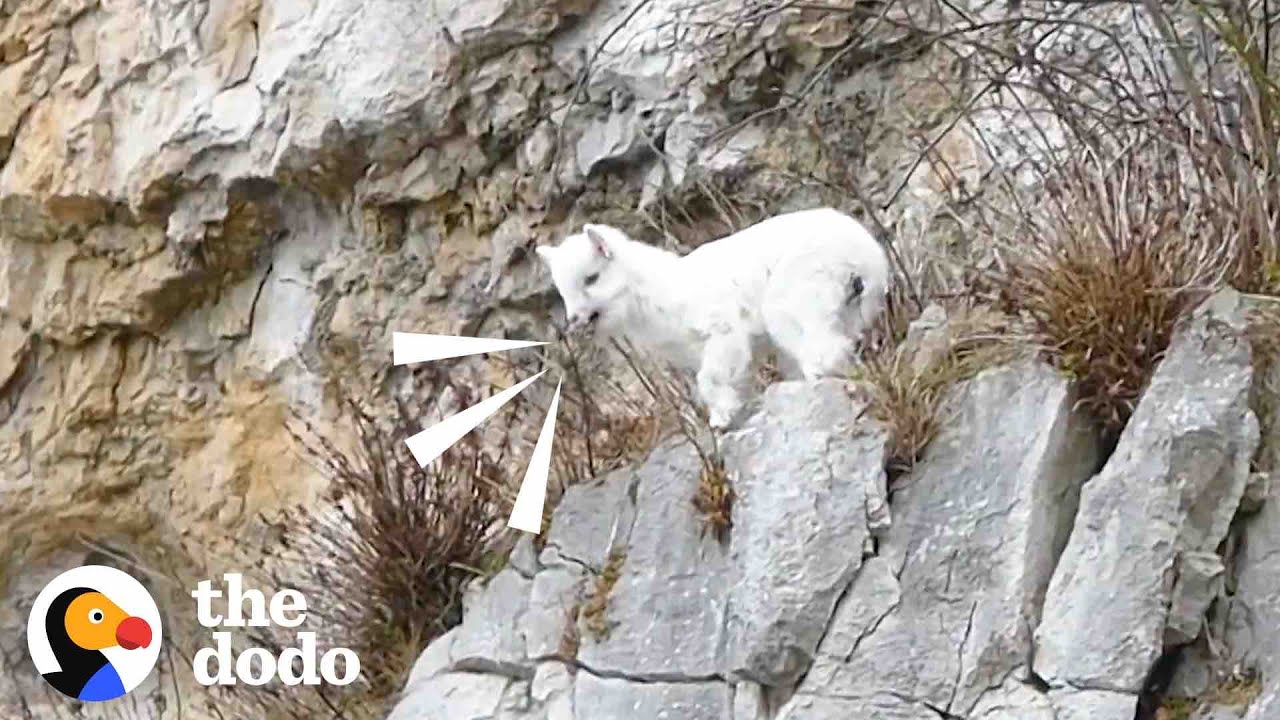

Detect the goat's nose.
xmin=566 ymin=310 xmax=598 ymax=334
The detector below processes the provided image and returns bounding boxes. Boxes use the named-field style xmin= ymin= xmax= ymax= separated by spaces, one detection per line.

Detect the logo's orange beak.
xmin=115 ymin=616 xmax=151 ymax=650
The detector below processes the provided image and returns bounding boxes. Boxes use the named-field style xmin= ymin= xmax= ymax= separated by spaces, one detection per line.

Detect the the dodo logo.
xmin=27 ymin=566 xmax=162 ymax=702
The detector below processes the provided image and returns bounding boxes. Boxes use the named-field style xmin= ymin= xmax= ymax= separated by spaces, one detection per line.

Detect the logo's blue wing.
xmin=77 ymin=663 xmax=126 ymax=702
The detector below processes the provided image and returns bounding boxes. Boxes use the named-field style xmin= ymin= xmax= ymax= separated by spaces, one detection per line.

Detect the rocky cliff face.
xmin=0 ymin=0 xmax=947 ymax=573
xmin=389 ymin=292 xmax=1280 ymax=720
xmin=0 ymin=0 xmax=965 ymax=713
xmin=1 ymin=0 xmax=958 ymax=683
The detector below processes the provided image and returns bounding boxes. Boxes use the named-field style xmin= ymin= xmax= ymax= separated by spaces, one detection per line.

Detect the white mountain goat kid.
xmin=536 ymin=207 xmax=890 ymax=429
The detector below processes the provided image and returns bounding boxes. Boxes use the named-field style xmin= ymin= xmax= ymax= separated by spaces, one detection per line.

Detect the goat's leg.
xmin=763 ymin=257 xmax=860 ymax=380
xmin=769 ymin=305 xmax=855 ymax=381
xmin=697 ymin=332 xmax=753 ymax=430
xmin=795 ymin=332 xmax=854 ymax=380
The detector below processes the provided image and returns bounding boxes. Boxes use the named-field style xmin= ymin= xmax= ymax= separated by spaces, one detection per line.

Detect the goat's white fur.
xmin=536 ymin=208 xmax=890 ymax=428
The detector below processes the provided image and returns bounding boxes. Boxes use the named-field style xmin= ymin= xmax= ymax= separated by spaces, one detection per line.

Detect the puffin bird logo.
xmin=28 ymin=566 xmax=162 ymax=702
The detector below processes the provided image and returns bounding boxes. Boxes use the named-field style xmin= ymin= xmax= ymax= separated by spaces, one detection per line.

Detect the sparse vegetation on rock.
xmin=4 ymin=1 xmax=1280 ymax=719
xmin=280 ymin=394 xmax=511 ymax=714
xmin=579 ymin=550 xmax=627 ymax=642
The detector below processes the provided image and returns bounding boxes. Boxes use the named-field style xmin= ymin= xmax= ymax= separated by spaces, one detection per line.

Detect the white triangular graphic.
xmin=405 ymin=371 xmax=547 ymax=468
xmin=508 ymin=380 xmax=561 ymax=533
xmin=393 ymin=332 xmax=546 ymax=366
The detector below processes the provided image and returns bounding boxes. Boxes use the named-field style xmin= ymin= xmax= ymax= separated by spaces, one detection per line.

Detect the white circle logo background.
xmin=27 ymin=565 xmax=163 ymax=695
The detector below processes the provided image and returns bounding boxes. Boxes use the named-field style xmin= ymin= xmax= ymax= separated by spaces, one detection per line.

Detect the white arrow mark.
xmin=405 ymin=371 xmax=547 ymax=468
xmin=508 ymin=380 xmax=561 ymax=534
xmin=393 ymin=332 xmax=546 ymax=366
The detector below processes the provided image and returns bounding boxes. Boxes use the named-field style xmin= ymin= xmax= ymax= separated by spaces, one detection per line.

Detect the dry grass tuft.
xmin=1248 ymin=301 xmax=1280 ymax=471
xmin=1213 ymin=671 xmax=1265 ymax=707
xmin=580 ymin=550 xmax=627 ymax=641
xmin=1154 ymin=697 xmax=1196 ymax=720
xmin=1248 ymin=302 xmax=1280 ymax=370
xmin=542 ymin=335 xmax=667 ymax=493
xmin=481 ymin=336 xmax=667 ymax=547
xmin=1157 ymin=668 xmax=1264 ymax=720
xmin=854 ymin=305 xmax=1019 ymax=477
xmin=611 ymin=340 xmax=734 ymax=542
xmin=525 ymin=331 xmax=733 ymax=545
xmin=558 ymin=603 xmax=582 ymax=660
xmin=979 ymin=1 xmax=1280 ymax=435
xmin=992 ymin=151 xmax=1237 ymax=432
xmin=282 ymin=392 xmax=510 ymax=712
xmin=693 ymin=458 xmax=733 ymax=544
xmin=856 ymin=351 xmax=950 ymax=477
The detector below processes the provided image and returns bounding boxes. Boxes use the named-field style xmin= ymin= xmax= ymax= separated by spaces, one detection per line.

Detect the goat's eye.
xmin=584 ymin=273 xmax=600 ymax=286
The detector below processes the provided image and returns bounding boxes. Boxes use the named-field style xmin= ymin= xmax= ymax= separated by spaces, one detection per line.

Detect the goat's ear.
xmin=584 ymin=225 xmax=613 ymax=260
xmin=534 ymin=245 xmax=555 ymax=265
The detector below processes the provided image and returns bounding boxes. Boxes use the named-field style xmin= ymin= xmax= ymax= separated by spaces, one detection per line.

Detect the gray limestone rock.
xmin=1226 ymin=482 xmax=1280 ymax=720
xmin=450 ymin=569 xmax=536 ymax=676
xmin=781 ymin=360 xmax=1099 ymax=718
xmin=575 ymin=442 xmax=731 ymax=679
xmin=1036 ymin=290 xmax=1260 ymax=697
xmin=573 ymin=672 xmax=731 ymax=720
xmin=386 ymin=672 xmax=512 ymax=720
xmin=1048 ymin=688 xmax=1139 ymax=720
xmin=721 ymin=380 xmax=888 ymax=685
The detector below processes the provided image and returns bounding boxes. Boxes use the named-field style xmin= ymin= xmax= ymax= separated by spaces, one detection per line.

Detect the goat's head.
xmin=535 ymin=224 xmax=630 ymax=335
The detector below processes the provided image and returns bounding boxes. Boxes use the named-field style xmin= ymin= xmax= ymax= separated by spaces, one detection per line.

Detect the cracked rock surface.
xmin=0 ymin=0 xmax=980 ymax=710
xmin=4 ymin=0 xmax=1280 ymax=717
xmin=390 ymin=379 xmax=889 ymax=718
xmin=0 ymin=0 xmax=971 ymax=655
xmin=1035 ymin=290 xmax=1261 ymax=718
xmin=389 ymin=292 xmax=1280 ymax=720
xmin=779 ymin=360 xmax=1100 ymax=720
